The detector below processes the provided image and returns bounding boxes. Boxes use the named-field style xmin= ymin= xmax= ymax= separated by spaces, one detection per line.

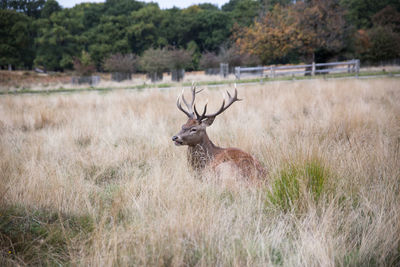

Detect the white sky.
xmin=57 ymin=0 xmax=230 ymax=9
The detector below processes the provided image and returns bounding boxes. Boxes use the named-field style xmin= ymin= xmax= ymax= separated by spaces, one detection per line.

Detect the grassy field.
xmin=1 ymin=78 xmax=399 ymax=266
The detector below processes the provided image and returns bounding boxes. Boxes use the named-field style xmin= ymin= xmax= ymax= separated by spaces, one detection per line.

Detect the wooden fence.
xmin=234 ymin=60 xmax=360 ymax=80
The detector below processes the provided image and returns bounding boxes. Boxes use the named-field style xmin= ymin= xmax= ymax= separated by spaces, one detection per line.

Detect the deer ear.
xmin=200 ymin=117 xmax=215 ymax=127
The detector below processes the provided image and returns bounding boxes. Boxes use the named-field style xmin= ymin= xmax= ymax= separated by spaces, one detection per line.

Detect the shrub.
xmin=73 ymin=51 xmax=96 ymax=76
xmin=200 ymin=46 xmax=261 ymax=72
xmin=200 ymin=51 xmax=219 ymax=69
xmin=102 ymin=53 xmax=137 ymax=74
xmin=166 ymin=48 xmax=192 ymax=71
xmin=139 ymin=48 xmax=169 ymax=82
xmin=219 ymin=45 xmax=261 ymax=67
xmin=166 ymin=48 xmax=192 ymax=81
xmin=218 ymin=45 xmax=242 ymax=66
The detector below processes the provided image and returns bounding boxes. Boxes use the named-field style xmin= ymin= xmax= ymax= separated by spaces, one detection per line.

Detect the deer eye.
xmin=190 ymin=128 xmax=197 ymax=133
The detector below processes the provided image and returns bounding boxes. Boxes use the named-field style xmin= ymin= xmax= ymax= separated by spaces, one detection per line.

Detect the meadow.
xmin=1 ymin=78 xmax=399 ymax=266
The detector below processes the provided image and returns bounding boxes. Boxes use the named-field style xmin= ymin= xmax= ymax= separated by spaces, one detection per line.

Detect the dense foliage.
xmin=1 ymin=0 xmax=399 ymax=72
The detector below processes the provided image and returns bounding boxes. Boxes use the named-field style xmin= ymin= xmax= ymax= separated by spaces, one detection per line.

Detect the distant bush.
xmin=139 ymin=47 xmax=193 ymax=82
xmin=166 ymin=48 xmax=192 ymax=71
xmin=73 ymin=51 xmax=96 ymax=76
xmin=166 ymin=48 xmax=193 ymax=81
xmin=103 ymin=53 xmax=137 ymax=74
xmin=200 ymin=46 xmax=261 ymax=73
xmin=219 ymin=45 xmax=261 ymax=67
xmin=200 ymin=51 xmax=219 ymax=69
xmin=139 ymin=48 xmax=169 ymax=82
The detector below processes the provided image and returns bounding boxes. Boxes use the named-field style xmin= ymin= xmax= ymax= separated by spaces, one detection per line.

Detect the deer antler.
xmin=176 ymin=82 xmax=204 ymax=119
xmin=194 ymin=84 xmax=241 ymax=122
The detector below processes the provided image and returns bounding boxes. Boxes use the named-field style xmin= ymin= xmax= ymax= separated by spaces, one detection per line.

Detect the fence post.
xmin=220 ymin=63 xmax=229 ymax=78
xmin=311 ymin=62 xmax=316 ymax=76
xmin=270 ymin=66 xmax=275 ymax=78
xmin=355 ymin=59 xmax=360 ymax=78
xmin=235 ymin=66 xmax=240 ymax=80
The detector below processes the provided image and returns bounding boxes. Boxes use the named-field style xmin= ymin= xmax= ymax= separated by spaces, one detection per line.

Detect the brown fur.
xmin=211 ymin=148 xmax=266 ymax=180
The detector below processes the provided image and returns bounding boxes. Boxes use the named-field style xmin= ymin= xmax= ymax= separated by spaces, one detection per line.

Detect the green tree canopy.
xmin=1 ymin=0 xmax=46 ymax=18
xmin=340 ymin=0 xmax=400 ymax=29
xmin=2 ymin=0 xmax=400 ymax=71
xmin=127 ymin=3 xmax=166 ymax=54
xmin=40 ymin=0 xmax=61 ymax=18
xmin=34 ymin=7 xmax=85 ymax=70
xmin=0 ymin=9 xmax=33 ymax=69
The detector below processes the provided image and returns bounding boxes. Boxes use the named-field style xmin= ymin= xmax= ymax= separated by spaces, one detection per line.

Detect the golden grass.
xmin=1 ymin=78 xmax=399 ymax=266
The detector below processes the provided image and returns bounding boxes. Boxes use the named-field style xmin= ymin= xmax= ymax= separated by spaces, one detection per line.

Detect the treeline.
xmin=1 ymin=0 xmax=399 ymax=74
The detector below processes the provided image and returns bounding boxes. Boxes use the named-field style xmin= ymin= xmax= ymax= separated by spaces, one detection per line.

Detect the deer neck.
xmin=187 ymin=134 xmax=222 ymax=171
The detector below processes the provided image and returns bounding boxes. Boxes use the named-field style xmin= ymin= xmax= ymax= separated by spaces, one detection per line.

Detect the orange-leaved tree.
xmin=234 ymin=4 xmax=299 ymax=63
xmin=294 ymin=0 xmax=346 ymax=62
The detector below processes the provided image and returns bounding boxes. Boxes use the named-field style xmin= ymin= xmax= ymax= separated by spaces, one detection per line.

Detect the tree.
xmin=103 ymin=53 xmax=137 ymax=73
xmin=165 ymin=47 xmax=193 ymax=81
xmin=194 ymin=8 xmax=232 ymax=52
xmin=73 ymin=50 xmax=95 ymax=76
xmin=86 ymin=15 xmax=131 ymax=68
xmin=354 ymin=6 xmax=400 ymax=63
xmin=166 ymin=48 xmax=192 ymax=70
xmin=161 ymin=5 xmax=232 ymax=53
xmin=367 ymin=26 xmax=400 ymax=62
xmin=199 ymin=51 xmax=219 ymax=69
xmin=103 ymin=53 xmax=137 ymax=81
xmin=372 ymin=5 xmax=400 ymax=32
xmin=223 ymin=0 xmax=261 ymax=26
xmin=218 ymin=45 xmax=240 ymax=67
xmin=235 ymin=1 xmax=347 ymax=64
xmin=0 ymin=10 xmax=33 ymax=69
xmin=294 ymin=0 xmax=347 ymax=62
xmin=127 ymin=3 xmax=166 ymax=54
xmin=34 ymin=7 xmax=85 ymax=71
xmin=103 ymin=0 xmax=144 ymax=16
xmin=1 ymin=0 xmax=46 ymax=18
xmin=340 ymin=0 xmax=400 ymax=29
xmin=139 ymin=48 xmax=169 ymax=82
xmin=187 ymin=40 xmax=201 ymax=70
xmin=234 ymin=4 xmax=299 ymax=63
xmin=40 ymin=0 xmax=61 ymax=18
xmin=219 ymin=44 xmax=260 ymax=66
xmin=260 ymin=0 xmax=293 ymax=11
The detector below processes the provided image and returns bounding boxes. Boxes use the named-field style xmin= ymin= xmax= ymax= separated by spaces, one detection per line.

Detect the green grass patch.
xmin=0 ymin=204 xmax=93 ymax=266
xmin=267 ymin=158 xmax=331 ymax=212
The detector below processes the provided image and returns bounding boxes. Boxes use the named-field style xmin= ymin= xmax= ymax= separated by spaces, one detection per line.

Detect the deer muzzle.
xmin=172 ymin=135 xmax=183 ymax=146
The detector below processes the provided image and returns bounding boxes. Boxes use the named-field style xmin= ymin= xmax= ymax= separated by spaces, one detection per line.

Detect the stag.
xmin=172 ymin=84 xmax=265 ymax=180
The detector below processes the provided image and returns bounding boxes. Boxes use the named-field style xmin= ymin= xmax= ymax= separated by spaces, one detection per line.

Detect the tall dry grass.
xmin=0 ymin=78 xmax=399 ymax=266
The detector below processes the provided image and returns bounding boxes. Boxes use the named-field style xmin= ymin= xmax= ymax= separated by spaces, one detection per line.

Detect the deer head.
xmin=172 ymin=84 xmax=241 ymax=147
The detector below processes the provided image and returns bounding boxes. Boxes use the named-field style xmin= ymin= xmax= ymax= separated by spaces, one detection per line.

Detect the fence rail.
xmin=234 ymin=60 xmax=360 ymax=80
